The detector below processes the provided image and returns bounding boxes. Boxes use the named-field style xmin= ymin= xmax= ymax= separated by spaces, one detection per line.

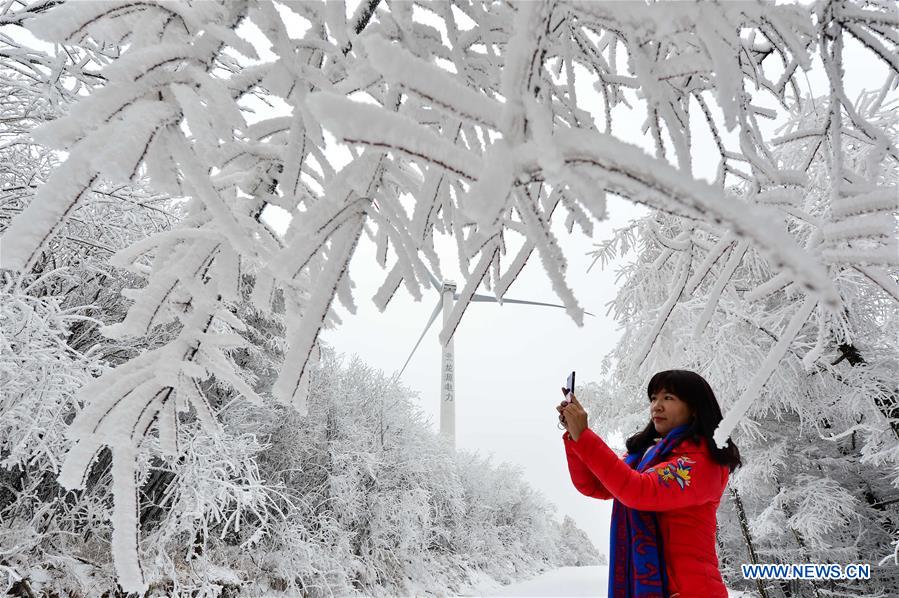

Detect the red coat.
xmin=563 ymin=427 xmax=729 ymax=598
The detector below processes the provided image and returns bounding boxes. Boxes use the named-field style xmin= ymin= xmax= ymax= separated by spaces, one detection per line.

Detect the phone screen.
xmin=565 ymin=371 xmax=575 ymax=401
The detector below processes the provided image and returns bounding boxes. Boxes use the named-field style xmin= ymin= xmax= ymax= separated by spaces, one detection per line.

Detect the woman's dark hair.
xmin=625 ymin=369 xmax=742 ymax=472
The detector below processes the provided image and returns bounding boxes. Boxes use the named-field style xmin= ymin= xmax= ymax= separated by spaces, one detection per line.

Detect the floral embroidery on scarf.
xmin=649 ymin=455 xmax=696 ymax=490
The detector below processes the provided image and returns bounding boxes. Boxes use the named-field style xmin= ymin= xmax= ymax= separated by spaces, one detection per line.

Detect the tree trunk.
xmin=730 ymin=487 xmax=770 ymax=598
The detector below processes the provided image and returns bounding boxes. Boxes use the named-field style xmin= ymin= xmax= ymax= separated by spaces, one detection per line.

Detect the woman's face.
xmin=649 ymin=388 xmax=693 ymax=436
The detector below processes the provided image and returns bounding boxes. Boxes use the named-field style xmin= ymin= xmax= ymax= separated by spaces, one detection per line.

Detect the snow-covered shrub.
xmin=558 ymin=515 xmax=604 ymax=568
xmin=220 ymin=348 xmax=600 ymax=597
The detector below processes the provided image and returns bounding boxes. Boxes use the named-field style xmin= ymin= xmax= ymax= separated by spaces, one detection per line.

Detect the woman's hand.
xmin=559 ymin=390 xmax=588 ymax=441
xmin=556 ymin=389 xmax=570 ymax=430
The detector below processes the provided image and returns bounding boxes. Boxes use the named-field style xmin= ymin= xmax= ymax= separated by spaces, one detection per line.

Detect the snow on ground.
xmin=461 ymin=565 xmax=607 ymax=596
xmin=454 ymin=565 xmax=751 ymax=597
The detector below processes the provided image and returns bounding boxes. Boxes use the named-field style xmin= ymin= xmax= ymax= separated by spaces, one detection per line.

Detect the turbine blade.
xmin=468 ymin=293 xmax=499 ymax=303
xmin=398 ymin=298 xmax=444 ymax=377
xmin=470 ymin=294 xmax=563 ymax=309
xmin=469 ymin=293 xmax=596 ymax=316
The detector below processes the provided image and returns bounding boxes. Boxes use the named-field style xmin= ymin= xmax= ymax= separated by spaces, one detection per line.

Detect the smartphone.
xmin=564 ymin=371 xmax=575 ymax=404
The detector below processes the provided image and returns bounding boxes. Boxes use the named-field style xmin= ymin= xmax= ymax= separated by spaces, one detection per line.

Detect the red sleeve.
xmin=562 ymin=431 xmax=612 ymax=499
xmin=568 ymin=428 xmax=724 ymax=511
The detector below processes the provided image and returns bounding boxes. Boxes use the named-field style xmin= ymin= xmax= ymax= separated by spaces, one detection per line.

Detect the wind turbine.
xmin=398 ymin=268 xmax=593 ymax=450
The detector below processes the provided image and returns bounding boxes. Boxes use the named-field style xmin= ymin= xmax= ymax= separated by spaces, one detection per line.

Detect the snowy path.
xmin=484 ymin=565 xmax=608 ymax=596
xmin=453 ymin=565 xmax=607 ymax=597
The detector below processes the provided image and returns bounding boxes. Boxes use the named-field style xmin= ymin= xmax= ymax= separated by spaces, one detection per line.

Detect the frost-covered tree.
xmin=1 ymin=0 xmax=896 ymax=590
xmin=2 ymin=11 xmax=178 ymax=595
xmin=238 ymin=347 xmax=601 ymax=597
xmin=558 ymin=514 xmax=605 ymax=568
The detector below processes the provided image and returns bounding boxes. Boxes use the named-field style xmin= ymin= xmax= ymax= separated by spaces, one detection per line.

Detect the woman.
xmin=557 ymin=369 xmax=741 ymax=598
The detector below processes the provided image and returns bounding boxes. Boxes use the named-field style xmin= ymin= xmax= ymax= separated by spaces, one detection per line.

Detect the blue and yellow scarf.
xmin=608 ymin=423 xmax=691 ymax=598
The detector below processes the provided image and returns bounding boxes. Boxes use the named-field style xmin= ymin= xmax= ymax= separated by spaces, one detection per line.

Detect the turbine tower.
xmin=399 ymin=269 xmax=593 ymax=449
